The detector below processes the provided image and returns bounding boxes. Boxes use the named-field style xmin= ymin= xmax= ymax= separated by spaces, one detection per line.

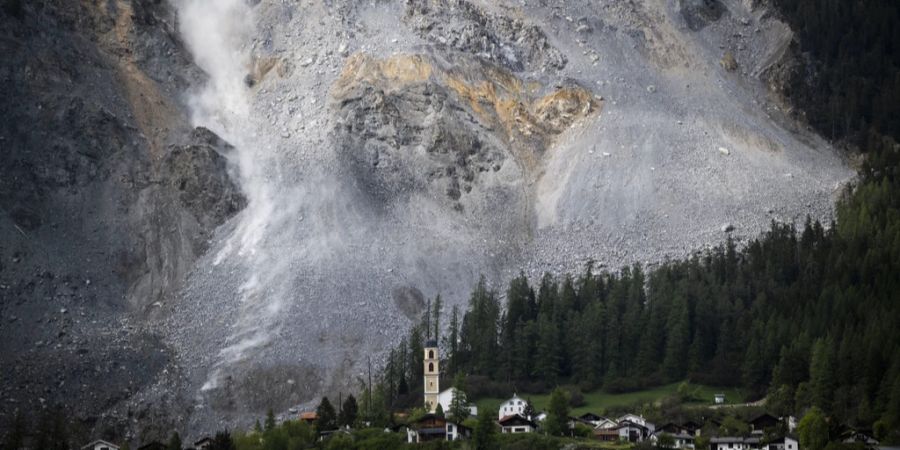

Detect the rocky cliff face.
xmin=0 ymin=0 xmax=243 ymax=439
xmin=1 ymin=0 xmax=852 ymax=442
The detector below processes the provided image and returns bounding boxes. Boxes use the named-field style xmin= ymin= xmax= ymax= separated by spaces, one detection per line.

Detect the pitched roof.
xmin=615 ymin=420 xmax=648 ymax=431
xmin=499 ymin=414 xmax=537 ymax=427
xmin=750 ymin=413 xmax=780 ymax=425
xmin=299 ymin=411 xmax=318 ymax=420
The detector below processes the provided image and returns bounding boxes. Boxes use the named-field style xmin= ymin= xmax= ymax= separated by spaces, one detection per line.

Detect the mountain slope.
xmin=0 ymin=0 xmax=852 ymax=440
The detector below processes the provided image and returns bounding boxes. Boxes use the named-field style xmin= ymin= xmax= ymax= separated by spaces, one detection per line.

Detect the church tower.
xmin=423 ymin=339 xmax=439 ymax=412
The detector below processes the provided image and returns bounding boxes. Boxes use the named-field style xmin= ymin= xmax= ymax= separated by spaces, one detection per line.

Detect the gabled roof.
xmin=579 ymin=412 xmax=604 ymax=421
xmin=614 ymin=420 xmax=648 ymax=431
xmin=81 ymin=440 xmax=121 ymax=450
xmin=500 ymin=393 xmax=524 ymax=404
xmin=299 ymin=411 xmax=318 ymax=420
xmin=593 ymin=418 xmax=618 ymax=429
xmin=499 ymin=414 xmax=537 ymax=427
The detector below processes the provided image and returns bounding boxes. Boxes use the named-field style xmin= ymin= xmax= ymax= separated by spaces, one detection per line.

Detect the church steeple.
xmin=423 ymin=339 xmax=439 ymax=412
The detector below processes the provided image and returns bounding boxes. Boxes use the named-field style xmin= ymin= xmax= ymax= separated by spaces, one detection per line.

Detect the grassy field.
xmin=475 ymin=381 xmax=745 ymax=418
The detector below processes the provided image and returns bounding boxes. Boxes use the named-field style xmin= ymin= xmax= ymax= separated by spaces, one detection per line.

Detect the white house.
xmin=499 ymin=414 xmax=537 ymax=434
xmin=436 ymin=387 xmax=478 ymax=417
xmin=650 ymin=431 xmax=696 ymax=449
xmin=617 ymin=414 xmax=655 ymax=433
xmin=81 ymin=440 xmax=120 ymax=450
xmin=764 ymin=436 xmax=799 ymax=450
xmin=714 ymin=393 xmax=726 ymax=404
xmin=615 ymin=420 xmax=651 ymax=443
xmin=498 ymin=394 xmax=528 ymax=420
xmin=710 ymin=436 xmax=762 ymax=450
xmin=445 ymin=421 xmax=472 ymax=441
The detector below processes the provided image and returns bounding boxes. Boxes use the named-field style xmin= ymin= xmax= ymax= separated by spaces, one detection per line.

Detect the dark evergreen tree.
xmin=315 ymin=397 xmax=337 ymax=432
xmin=209 ymin=431 xmax=235 ymax=450
xmin=339 ymin=394 xmax=358 ymax=428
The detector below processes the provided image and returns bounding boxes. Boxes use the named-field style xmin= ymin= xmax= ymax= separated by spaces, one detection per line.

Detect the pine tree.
xmin=432 ymin=294 xmax=442 ymax=343
xmin=534 ymin=313 xmax=560 ymax=383
xmin=265 ymin=408 xmax=276 ymax=431
xmin=662 ymin=294 xmax=690 ymax=380
xmin=444 ymin=305 xmax=460 ymax=376
xmin=339 ymin=394 xmax=358 ymax=428
xmin=797 ymin=407 xmax=829 ymax=450
xmin=544 ymin=387 xmax=569 ymax=436
xmin=209 ymin=430 xmax=235 ymax=450
xmin=448 ymin=374 xmax=470 ymax=421
xmin=809 ymin=337 xmax=836 ymax=411
xmin=473 ymin=408 xmax=496 ymax=450
xmin=315 ymin=397 xmax=337 ymax=432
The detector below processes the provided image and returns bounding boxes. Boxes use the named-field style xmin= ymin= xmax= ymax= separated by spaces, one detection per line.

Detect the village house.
xmin=617 ymin=413 xmax=655 ymax=433
xmin=650 ymin=430 xmax=696 ymax=449
xmin=436 ymin=387 xmax=478 ymax=417
xmin=499 ymin=414 xmax=537 ymax=434
xmin=81 ymin=440 xmax=120 ymax=450
xmin=614 ymin=420 xmax=651 ymax=442
xmin=750 ymin=413 xmax=782 ymax=434
xmin=841 ymin=429 xmax=879 ymax=447
xmin=446 ymin=421 xmax=472 ymax=441
xmin=651 ymin=423 xmax=698 ymax=448
xmin=714 ymin=393 xmax=726 ymax=404
xmin=406 ymin=413 xmax=470 ymax=443
xmin=299 ymin=411 xmax=317 ymax=424
xmin=710 ymin=436 xmax=762 ymax=450
xmin=594 ymin=426 xmax=620 ymax=442
xmin=682 ymin=420 xmax=703 ymax=436
xmin=763 ymin=435 xmax=799 ymax=450
xmin=497 ymin=394 xmax=529 ymax=420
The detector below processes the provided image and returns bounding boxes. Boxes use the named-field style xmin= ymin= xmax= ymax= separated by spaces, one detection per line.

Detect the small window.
xmin=428 ymin=350 xmax=435 ymax=359
xmin=428 ymin=362 xmax=434 ymax=372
